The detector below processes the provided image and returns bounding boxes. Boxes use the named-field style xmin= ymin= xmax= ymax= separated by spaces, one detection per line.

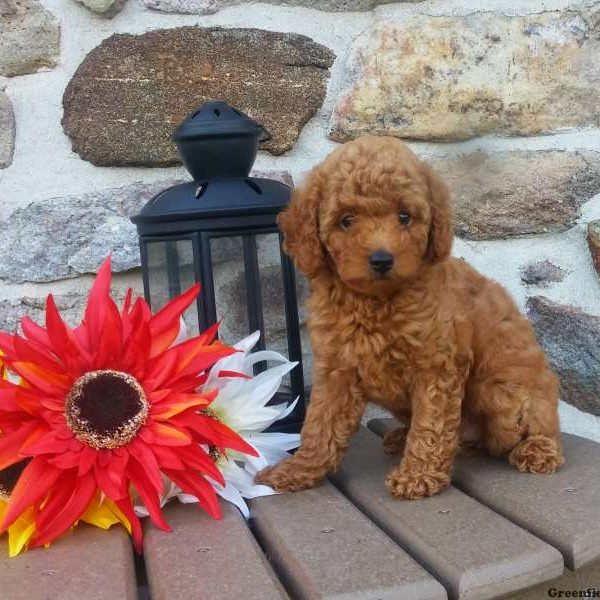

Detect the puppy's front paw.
xmin=255 ymin=460 xmax=323 ymax=493
xmin=385 ymin=468 xmax=449 ymax=500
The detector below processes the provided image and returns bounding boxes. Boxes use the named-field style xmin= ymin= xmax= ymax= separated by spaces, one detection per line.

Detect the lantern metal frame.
xmin=132 ymin=102 xmax=308 ymax=433
xmin=134 ymin=189 xmax=307 ymax=433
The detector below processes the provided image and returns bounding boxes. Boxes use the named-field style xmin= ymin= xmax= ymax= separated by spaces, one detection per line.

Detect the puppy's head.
xmin=278 ymin=136 xmax=453 ymax=296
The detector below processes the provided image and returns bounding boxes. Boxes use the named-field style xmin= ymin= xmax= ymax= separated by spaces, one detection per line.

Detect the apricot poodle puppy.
xmin=255 ymin=136 xmax=564 ymax=500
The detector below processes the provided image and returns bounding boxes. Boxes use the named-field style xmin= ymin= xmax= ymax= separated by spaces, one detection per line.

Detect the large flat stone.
xmin=74 ymin=0 xmax=127 ymax=17
xmin=0 ymin=92 xmax=15 ymax=168
xmin=144 ymin=502 xmax=286 ymax=600
xmin=369 ymin=420 xmax=600 ymax=571
xmin=142 ymin=0 xmax=413 ymax=14
xmin=520 ymin=260 xmax=566 ymax=287
xmin=0 ymin=0 xmax=60 ymax=78
xmin=62 ymin=28 xmax=334 ymax=164
xmin=331 ymin=427 xmax=563 ymax=600
xmin=527 ymin=296 xmax=600 ymax=417
xmin=0 ymin=180 xmax=181 ymax=284
xmin=0 ymin=525 xmax=136 ymax=600
xmin=429 ymin=150 xmax=600 ymax=240
xmin=251 ymin=483 xmax=445 ymax=599
xmin=0 ymin=170 xmax=290 ymax=284
xmin=331 ymin=8 xmax=600 ymax=141
xmin=588 ymin=220 xmax=600 ymax=280
xmin=0 ymin=289 xmax=136 ymax=333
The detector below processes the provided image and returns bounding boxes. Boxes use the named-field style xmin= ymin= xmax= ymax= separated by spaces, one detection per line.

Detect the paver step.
xmin=250 ymin=480 xmax=446 ymax=599
xmin=368 ymin=418 xmax=600 ymax=570
xmin=331 ymin=426 xmax=564 ymax=600
xmin=3 ymin=420 xmax=598 ymax=600
xmin=0 ymin=524 xmax=136 ymax=600
xmin=144 ymin=502 xmax=286 ymax=600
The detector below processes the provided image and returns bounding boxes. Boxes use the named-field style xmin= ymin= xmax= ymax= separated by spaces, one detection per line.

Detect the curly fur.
xmin=255 ymin=136 xmax=564 ymax=500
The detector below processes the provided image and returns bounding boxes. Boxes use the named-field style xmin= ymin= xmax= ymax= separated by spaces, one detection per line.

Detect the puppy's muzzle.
xmin=369 ymin=250 xmax=394 ymax=276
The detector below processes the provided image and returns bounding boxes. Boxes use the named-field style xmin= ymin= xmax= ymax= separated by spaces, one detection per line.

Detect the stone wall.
xmin=1 ymin=0 xmax=600 ymax=440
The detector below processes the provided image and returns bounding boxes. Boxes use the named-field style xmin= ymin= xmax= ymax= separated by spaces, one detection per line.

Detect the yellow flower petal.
xmin=1 ymin=501 xmax=36 ymax=557
xmin=80 ymin=494 xmax=131 ymax=534
xmin=8 ymin=509 xmax=36 ymax=558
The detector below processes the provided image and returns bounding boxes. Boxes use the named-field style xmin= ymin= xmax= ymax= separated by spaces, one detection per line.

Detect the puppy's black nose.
xmin=369 ymin=250 xmax=394 ymax=274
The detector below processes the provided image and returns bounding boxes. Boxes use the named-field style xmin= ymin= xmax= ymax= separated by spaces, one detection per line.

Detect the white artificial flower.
xmin=136 ymin=331 xmax=301 ymax=519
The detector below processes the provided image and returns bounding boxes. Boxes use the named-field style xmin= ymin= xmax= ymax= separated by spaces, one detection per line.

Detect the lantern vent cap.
xmin=172 ymin=101 xmax=270 ymax=142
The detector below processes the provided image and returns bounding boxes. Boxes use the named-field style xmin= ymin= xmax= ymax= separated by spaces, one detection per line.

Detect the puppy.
xmin=256 ymin=136 xmax=563 ymax=500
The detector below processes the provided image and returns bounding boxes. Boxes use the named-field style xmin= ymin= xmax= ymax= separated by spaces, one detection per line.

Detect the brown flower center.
xmin=0 ymin=459 xmax=29 ymax=502
xmin=65 ymin=370 xmax=149 ymax=450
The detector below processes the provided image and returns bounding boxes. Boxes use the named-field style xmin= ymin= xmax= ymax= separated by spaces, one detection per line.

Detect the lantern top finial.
xmin=173 ymin=101 xmax=270 ymax=141
xmin=131 ymin=101 xmax=291 ymax=234
xmin=172 ymin=101 xmax=271 ymax=181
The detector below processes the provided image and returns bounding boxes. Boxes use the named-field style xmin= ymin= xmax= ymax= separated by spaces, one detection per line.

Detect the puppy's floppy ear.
xmin=422 ymin=162 xmax=453 ymax=264
xmin=277 ymin=167 xmax=327 ymax=279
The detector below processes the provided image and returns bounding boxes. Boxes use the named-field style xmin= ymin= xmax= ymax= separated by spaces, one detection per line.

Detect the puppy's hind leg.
xmin=508 ymin=373 xmax=564 ymax=474
xmin=477 ymin=372 xmax=564 ymax=474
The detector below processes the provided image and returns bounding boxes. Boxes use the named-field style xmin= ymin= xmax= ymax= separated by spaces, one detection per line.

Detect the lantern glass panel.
xmin=256 ymin=233 xmax=292 ymax=389
xmin=210 ymin=236 xmax=250 ymax=345
xmin=146 ymin=239 xmax=199 ymax=335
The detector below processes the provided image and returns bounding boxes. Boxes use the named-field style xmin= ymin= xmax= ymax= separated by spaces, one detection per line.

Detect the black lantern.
xmin=131 ymin=101 xmax=305 ymax=433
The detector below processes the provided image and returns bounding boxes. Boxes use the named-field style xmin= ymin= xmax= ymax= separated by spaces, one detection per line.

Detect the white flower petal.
xmin=177 ymin=493 xmax=200 ymax=505
xmin=214 ymin=481 xmax=250 ymax=518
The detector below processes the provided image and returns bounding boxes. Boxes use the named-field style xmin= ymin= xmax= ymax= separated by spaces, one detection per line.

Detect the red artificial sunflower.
xmin=0 ymin=257 xmax=257 ymax=552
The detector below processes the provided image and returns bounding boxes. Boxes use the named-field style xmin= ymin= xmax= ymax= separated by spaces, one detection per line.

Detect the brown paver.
xmin=251 ymin=481 xmax=447 ymax=600
xmin=144 ymin=501 xmax=287 ymax=600
xmin=369 ymin=418 xmax=600 ymax=571
xmin=0 ymin=524 xmax=136 ymax=600
xmin=331 ymin=426 xmax=563 ymax=600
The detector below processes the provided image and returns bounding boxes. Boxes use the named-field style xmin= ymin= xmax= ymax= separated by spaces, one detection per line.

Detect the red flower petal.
xmin=146 ymin=422 xmax=192 ymax=447
xmin=13 ymin=336 xmax=64 ymax=373
xmin=0 ymin=386 xmax=22 ymax=412
xmin=91 ymin=295 xmax=124 ymax=370
xmin=218 ymin=370 xmax=253 ymax=380
xmin=77 ymin=447 xmax=97 ymax=476
xmin=82 ymin=257 xmax=113 ymax=345
xmin=34 ymin=470 xmax=77 ymax=532
xmin=173 ymin=413 xmax=259 ymax=457
xmin=0 ymin=331 xmax=16 ymax=356
xmin=150 ymin=393 xmax=213 ymax=421
xmin=176 ymin=444 xmax=225 ymax=487
xmin=94 ymin=450 xmax=129 ymax=499
xmin=127 ymin=458 xmax=171 ymax=532
xmin=30 ymin=472 xmax=97 ymax=548
xmin=45 ymin=295 xmax=88 ymax=375
xmin=152 ymin=445 xmax=186 ymax=470
xmin=21 ymin=430 xmax=70 ymax=456
xmin=114 ymin=498 xmax=143 ymax=553
xmin=0 ymin=422 xmax=42 ymax=470
xmin=148 ymin=284 xmax=200 ymax=358
xmin=127 ymin=439 xmax=162 ymax=493
xmin=20 ymin=316 xmax=51 ymax=349
xmin=164 ymin=469 xmax=222 ymax=520
xmin=121 ymin=318 xmax=151 ymax=380
xmin=0 ymin=458 xmax=61 ymax=531
xmin=11 ymin=362 xmax=70 ymax=395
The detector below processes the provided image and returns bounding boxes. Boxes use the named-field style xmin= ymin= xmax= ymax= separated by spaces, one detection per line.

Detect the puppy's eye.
xmin=340 ymin=214 xmax=355 ymax=229
xmin=398 ymin=211 xmax=411 ymax=226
